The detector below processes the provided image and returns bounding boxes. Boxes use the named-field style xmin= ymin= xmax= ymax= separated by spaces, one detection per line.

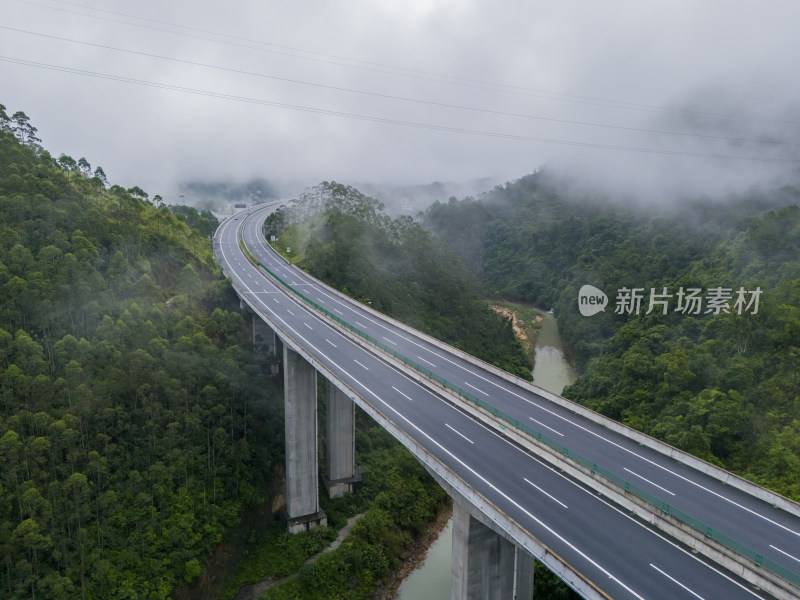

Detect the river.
xmin=396 ymin=310 xmax=575 ymax=599
xmin=529 ymin=312 xmax=578 ymax=395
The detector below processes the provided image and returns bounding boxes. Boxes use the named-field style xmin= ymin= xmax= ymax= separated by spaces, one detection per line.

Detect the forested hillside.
xmin=0 ymin=106 xmax=285 ymax=599
xmin=0 ymin=108 xmax=499 ymax=600
xmin=423 ymin=170 xmax=800 ymax=499
xmin=264 ymin=181 xmax=532 ymax=378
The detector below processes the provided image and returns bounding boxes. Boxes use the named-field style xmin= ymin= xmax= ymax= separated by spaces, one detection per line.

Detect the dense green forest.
xmin=264 ymin=181 xmax=532 ymax=379
xmin=0 ymin=106 xmax=485 ymax=600
xmin=0 ymin=104 xmax=295 ymax=598
xmin=423 ymin=170 xmax=800 ymax=500
xmin=8 ymin=95 xmax=796 ymax=598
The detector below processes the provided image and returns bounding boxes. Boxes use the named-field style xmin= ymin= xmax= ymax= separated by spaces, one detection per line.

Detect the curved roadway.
xmin=215 ymin=204 xmax=794 ymax=600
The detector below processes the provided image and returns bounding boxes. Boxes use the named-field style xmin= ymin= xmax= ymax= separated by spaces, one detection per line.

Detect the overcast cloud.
xmin=2 ymin=0 xmax=799 ymax=204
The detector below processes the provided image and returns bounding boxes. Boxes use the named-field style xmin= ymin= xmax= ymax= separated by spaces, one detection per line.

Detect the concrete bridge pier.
xmin=283 ymin=346 xmax=327 ymax=533
xmin=326 ymin=384 xmax=356 ymax=498
xmin=451 ymin=496 xmax=535 ymax=600
xmin=253 ymin=316 xmax=277 ymax=357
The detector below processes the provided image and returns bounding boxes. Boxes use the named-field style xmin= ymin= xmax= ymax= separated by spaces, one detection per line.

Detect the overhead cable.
xmin=2 ymin=54 xmax=798 ymax=165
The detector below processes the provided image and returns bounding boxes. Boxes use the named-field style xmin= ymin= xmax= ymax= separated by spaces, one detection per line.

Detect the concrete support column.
xmin=253 ymin=317 xmax=277 ymax=357
xmin=452 ymin=496 xmax=534 ymax=600
xmin=515 ymin=547 xmax=535 ymax=600
xmin=284 ymin=346 xmax=326 ymax=533
xmin=326 ymin=384 xmax=356 ymax=498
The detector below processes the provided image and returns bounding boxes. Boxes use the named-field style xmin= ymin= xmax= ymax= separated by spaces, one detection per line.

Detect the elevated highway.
xmin=214 ymin=204 xmax=800 ymax=599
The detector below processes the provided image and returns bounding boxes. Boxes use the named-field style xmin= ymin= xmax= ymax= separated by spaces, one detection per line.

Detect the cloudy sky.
xmin=2 ymin=0 xmax=800 ymax=203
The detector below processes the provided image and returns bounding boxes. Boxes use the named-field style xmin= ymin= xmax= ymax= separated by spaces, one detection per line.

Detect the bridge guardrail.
xmin=239 ymin=239 xmax=800 ymax=590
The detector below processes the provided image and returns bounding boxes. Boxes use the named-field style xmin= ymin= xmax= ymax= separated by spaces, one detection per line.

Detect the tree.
xmin=127 ymin=186 xmax=149 ymax=201
xmin=77 ymin=157 xmax=92 ymax=177
xmin=93 ymin=166 xmax=108 ymax=187
xmin=58 ymin=154 xmax=78 ymax=174
xmin=10 ymin=111 xmax=41 ymax=146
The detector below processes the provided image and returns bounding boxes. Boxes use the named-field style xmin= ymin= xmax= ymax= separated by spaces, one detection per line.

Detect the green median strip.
xmin=239 ymin=238 xmax=800 ymax=589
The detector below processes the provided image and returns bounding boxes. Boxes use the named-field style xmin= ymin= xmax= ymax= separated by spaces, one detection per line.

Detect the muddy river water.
xmin=397 ymin=312 xmax=575 ymax=599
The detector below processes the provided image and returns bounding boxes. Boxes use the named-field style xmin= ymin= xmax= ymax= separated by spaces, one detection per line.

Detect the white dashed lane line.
xmin=392 ymin=386 xmax=414 ymax=402
xmin=465 ymin=381 xmax=489 ymax=396
xmin=524 ymin=478 xmax=569 ymax=509
xmin=445 ymin=423 xmax=474 ymax=445
xmin=530 ymin=400 xmax=800 ymax=536
xmin=770 ymin=544 xmax=800 ymax=565
xmin=624 ymin=468 xmax=675 ymax=496
xmin=529 ymin=417 xmax=564 ymax=437
xmin=650 ymin=564 xmax=706 ymax=600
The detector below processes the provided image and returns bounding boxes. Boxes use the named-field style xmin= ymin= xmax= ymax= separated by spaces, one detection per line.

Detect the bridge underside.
xmin=452 ymin=495 xmax=535 ymax=600
xmin=257 ymin=316 xmax=538 ymax=598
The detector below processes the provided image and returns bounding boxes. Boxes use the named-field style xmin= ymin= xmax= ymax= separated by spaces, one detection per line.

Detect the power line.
xmin=4 ymin=24 xmax=796 ymax=149
xmin=13 ymin=0 xmax=800 ymax=128
xmin=2 ymin=54 xmax=798 ymax=165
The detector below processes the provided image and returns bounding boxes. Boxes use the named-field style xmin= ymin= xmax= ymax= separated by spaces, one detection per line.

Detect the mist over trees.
xmin=177 ymin=178 xmax=280 ymax=214
xmin=4 ymin=92 xmax=798 ymax=599
xmin=265 ymin=181 xmax=532 ymax=378
xmin=422 ymin=170 xmax=800 ymax=499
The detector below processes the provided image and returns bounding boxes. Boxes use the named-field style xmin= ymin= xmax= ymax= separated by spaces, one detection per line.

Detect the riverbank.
xmin=490 ymin=300 xmax=578 ymax=392
xmin=375 ymin=499 xmax=454 ymax=599
xmin=490 ymin=302 xmax=544 ymax=361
